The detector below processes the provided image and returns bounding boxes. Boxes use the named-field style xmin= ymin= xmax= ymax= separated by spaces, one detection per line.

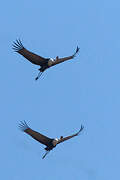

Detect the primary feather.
xmin=19 ymin=121 xmax=52 ymax=146
xmin=12 ymin=39 xmax=49 ymax=66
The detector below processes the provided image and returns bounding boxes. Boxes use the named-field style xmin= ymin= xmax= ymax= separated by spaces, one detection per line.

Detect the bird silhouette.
xmin=12 ymin=39 xmax=80 ymax=80
xmin=19 ymin=121 xmax=84 ymax=159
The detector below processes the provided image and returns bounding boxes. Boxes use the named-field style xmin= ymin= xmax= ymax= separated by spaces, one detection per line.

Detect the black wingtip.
xmin=80 ymin=124 xmax=84 ymax=132
xmin=12 ymin=39 xmax=24 ymax=52
xmin=77 ymin=124 xmax=84 ymax=135
xmin=19 ymin=120 xmax=29 ymax=131
xmin=76 ymin=46 xmax=80 ymax=53
xmin=73 ymin=46 xmax=80 ymax=58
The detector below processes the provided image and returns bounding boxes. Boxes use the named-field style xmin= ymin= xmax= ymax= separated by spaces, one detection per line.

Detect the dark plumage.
xmin=12 ymin=39 xmax=80 ymax=80
xmin=19 ymin=121 xmax=84 ymax=159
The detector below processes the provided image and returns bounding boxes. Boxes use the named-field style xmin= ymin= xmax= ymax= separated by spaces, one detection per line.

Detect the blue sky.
xmin=0 ymin=0 xmax=120 ymax=179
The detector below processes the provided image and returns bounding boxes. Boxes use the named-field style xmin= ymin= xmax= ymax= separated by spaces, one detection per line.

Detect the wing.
xmin=19 ymin=121 xmax=52 ymax=146
xmin=12 ymin=39 xmax=49 ymax=66
xmin=57 ymin=125 xmax=84 ymax=145
xmin=51 ymin=46 xmax=80 ymax=66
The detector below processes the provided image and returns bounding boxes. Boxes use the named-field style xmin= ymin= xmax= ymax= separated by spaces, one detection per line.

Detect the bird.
xmin=12 ymin=39 xmax=80 ymax=80
xmin=19 ymin=121 xmax=84 ymax=159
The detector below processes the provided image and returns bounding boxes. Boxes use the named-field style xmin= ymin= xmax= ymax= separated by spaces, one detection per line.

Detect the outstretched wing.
xmin=57 ymin=125 xmax=84 ymax=145
xmin=12 ymin=39 xmax=49 ymax=66
xmin=51 ymin=46 xmax=80 ymax=66
xmin=19 ymin=121 xmax=52 ymax=146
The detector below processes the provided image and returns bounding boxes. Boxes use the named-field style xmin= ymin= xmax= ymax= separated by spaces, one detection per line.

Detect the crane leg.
xmin=35 ymin=72 xmax=43 ymax=80
xmin=42 ymin=151 xmax=50 ymax=159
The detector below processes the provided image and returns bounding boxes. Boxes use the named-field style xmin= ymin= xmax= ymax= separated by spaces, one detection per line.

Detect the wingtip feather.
xmin=19 ymin=120 xmax=29 ymax=131
xmin=12 ymin=39 xmax=24 ymax=52
xmin=77 ymin=125 xmax=84 ymax=135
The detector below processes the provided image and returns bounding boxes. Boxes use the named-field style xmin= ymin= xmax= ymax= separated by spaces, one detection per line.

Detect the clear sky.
xmin=0 ymin=0 xmax=120 ymax=179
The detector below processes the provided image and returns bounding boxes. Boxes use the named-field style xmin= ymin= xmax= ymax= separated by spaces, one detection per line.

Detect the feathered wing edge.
xmin=57 ymin=124 xmax=84 ymax=144
xmin=12 ymin=39 xmax=24 ymax=52
xmin=19 ymin=121 xmax=52 ymax=159
xmin=76 ymin=124 xmax=84 ymax=135
xmin=12 ymin=39 xmax=50 ymax=68
xmin=19 ymin=121 xmax=53 ymax=147
xmin=51 ymin=46 xmax=80 ymax=66
xmin=19 ymin=120 xmax=29 ymax=131
xmin=72 ymin=46 xmax=80 ymax=58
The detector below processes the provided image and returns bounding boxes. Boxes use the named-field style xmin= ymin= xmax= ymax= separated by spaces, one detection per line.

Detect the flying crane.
xmin=19 ymin=121 xmax=84 ymax=159
xmin=12 ymin=39 xmax=80 ymax=80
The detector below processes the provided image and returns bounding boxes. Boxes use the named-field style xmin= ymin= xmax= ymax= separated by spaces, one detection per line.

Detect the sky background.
xmin=0 ymin=0 xmax=120 ymax=179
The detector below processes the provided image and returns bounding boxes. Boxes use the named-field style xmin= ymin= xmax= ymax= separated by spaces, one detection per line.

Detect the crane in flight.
xmin=19 ymin=121 xmax=84 ymax=159
xmin=12 ymin=39 xmax=80 ymax=80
